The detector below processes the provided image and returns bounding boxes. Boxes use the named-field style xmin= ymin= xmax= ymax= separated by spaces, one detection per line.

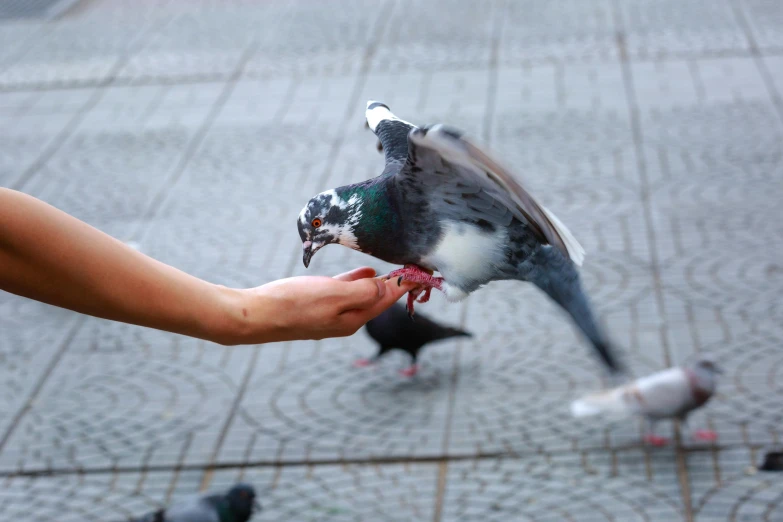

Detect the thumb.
xmin=337 ymin=277 xmax=387 ymax=312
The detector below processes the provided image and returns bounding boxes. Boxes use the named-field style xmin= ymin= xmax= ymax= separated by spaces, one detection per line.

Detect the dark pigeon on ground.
xmin=354 ymin=302 xmax=471 ymax=376
xmin=759 ymin=451 xmax=783 ymax=472
xmin=297 ymin=101 xmax=624 ymax=374
xmin=129 ymin=483 xmax=259 ymax=522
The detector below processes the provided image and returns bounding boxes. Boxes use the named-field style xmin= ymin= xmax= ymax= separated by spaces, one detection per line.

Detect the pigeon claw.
xmin=384 ymin=264 xmax=444 ymax=318
xmin=693 ymin=430 xmax=718 ymax=442
xmin=406 ymin=291 xmax=418 ymax=319
xmin=643 ymin=435 xmax=670 ymax=447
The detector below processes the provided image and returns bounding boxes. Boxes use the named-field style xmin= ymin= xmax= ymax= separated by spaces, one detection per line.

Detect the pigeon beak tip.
xmin=302 ymin=241 xmax=313 ymax=268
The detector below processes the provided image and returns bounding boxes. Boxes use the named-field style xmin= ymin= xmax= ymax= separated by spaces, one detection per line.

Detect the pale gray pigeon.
xmin=129 ymin=483 xmax=259 ymax=522
xmin=570 ymin=358 xmax=722 ymax=446
xmin=297 ymin=101 xmax=623 ymax=374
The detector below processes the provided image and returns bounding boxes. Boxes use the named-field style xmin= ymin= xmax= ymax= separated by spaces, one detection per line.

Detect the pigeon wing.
xmin=395 ymin=124 xmax=585 ymax=265
xmin=630 ymin=367 xmax=693 ymax=418
xmin=365 ymin=101 xmax=417 ymax=164
xmin=162 ymin=496 xmax=221 ymax=522
xmin=571 ymin=367 xmax=692 ymax=419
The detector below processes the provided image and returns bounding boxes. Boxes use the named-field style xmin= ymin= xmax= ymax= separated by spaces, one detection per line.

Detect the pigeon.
xmin=297 ymin=101 xmax=622 ymax=373
xmin=354 ymin=302 xmax=472 ymax=376
xmin=129 ymin=483 xmax=259 ymax=522
xmin=570 ymin=358 xmax=722 ymax=446
xmin=759 ymin=451 xmax=783 ymax=472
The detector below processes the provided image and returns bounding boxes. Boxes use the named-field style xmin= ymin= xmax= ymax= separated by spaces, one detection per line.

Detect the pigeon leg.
xmin=384 ymin=264 xmax=444 ymax=317
xmin=353 ymin=358 xmax=375 ymax=368
xmin=399 ymin=364 xmax=420 ymax=377
xmin=643 ymin=419 xmax=669 ymax=447
xmin=693 ymin=430 xmax=718 ymax=442
xmin=643 ymin=434 xmax=670 ymax=447
xmin=353 ymin=351 xmax=384 ymax=368
xmin=680 ymin=418 xmax=718 ymax=442
xmin=399 ymin=351 xmax=420 ymax=377
xmin=415 ymin=286 xmax=434 ymax=303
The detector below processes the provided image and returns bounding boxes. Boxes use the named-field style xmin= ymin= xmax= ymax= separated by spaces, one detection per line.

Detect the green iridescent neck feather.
xmin=337 ymin=182 xmax=399 ymax=236
xmin=335 ymin=182 xmax=402 ymax=259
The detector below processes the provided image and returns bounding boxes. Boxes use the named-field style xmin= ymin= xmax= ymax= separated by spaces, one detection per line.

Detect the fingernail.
xmin=376 ymin=279 xmax=386 ymax=297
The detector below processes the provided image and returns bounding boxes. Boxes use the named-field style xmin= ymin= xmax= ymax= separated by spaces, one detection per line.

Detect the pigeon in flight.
xmin=570 ymin=358 xmax=722 ymax=446
xmin=354 ymin=302 xmax=472 ymax=376
xmin=129 ymin=483 xmax=259 ymax=522
xmin=297 ymin=101 xmax=622 ymax=373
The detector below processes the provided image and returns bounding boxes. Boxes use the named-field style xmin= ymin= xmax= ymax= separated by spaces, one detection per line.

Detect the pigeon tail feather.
xmin=435 ymin=327 xmax=472 ymax=341
xmin=540 ymin=205 xmax=585 ymax=266
xmin=570 ymin=389 xmax=632 ymax=418
xmin=526 ymin=247 xmax=623 ymax=373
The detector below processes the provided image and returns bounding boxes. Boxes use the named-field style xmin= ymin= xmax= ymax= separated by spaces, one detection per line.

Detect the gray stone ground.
xmin=1 ymin=0 xmax=782 ymax=520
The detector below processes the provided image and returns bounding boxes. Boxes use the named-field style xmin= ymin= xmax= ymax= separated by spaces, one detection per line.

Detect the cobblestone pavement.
xmin=1 ymin=0 xmax=782 ymax=520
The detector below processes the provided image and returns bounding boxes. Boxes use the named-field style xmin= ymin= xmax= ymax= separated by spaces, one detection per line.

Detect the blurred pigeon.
xmin=759 ymin=451 xmax=783 ymax=472
xmin=130 ymin=483 xmax=259 ymax=522
xmin=354 ymin=302 xmax=471 ymax=376
xmin=570 ymin=358 xmax=722 ymax=446
xmin=297 ymin=101 xmax=622 ymax=374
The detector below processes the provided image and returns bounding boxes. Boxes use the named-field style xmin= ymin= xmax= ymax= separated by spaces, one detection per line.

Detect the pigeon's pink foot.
xmin=415 ymin=287 xmax=434 ymax=303
xmin=386 ymin=264 xmax=444 ymax=289
xmin=644 ymin=435 xmax=670 ymax=447
xmin=353 ymin=358 xmax=374 ymax=368
xmin=693 ymin=430 xmax=718 ymax=442
xmin=385 ymin=264 xmax=443 ymax=317
xmin=399 ymin=364 xmax=419 ymax=377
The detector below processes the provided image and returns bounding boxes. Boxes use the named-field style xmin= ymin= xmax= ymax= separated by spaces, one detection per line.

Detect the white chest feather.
xmin=423 ymin=221 xmax=507 ymax=292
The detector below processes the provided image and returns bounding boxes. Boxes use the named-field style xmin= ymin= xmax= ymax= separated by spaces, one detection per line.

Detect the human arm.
xmin=0 ymin=188 xmax=416 ymax=345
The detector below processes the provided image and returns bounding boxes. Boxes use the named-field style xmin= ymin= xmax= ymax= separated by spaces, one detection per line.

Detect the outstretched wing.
xmin=396 ymin=124 xmax=585 ymax=265
xmin=365 ymin=101 xmax=418 ymax=164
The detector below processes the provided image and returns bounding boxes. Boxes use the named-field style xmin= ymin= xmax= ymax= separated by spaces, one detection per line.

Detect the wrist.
xmin=206 ymin=284 xmax=256 ymax=345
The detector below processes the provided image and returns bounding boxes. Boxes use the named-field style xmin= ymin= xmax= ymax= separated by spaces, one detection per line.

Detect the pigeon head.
xmin=224 ymin=483 xmax=260 ymax=522
xmin=298 ymin=188 xmax=363 ymax=267
xmin=690 ymin=357 xmax=723 ymax=390
xmin=693 ymin=357 xmax=723 ymax=376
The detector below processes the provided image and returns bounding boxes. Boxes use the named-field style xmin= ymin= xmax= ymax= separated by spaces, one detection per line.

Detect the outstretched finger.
xmin=333 ymin=266 xmax=377 ymax=282
xmin=340 ymin=279 xmax=420 ymax=321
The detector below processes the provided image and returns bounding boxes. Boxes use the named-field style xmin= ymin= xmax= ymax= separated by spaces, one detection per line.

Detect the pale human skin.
xmin=0 ymin=188 xmax=417 ymax=345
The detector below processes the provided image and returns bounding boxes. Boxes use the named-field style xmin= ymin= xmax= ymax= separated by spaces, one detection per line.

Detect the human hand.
xmin=215 ymin=267 xmax=419 ymax=345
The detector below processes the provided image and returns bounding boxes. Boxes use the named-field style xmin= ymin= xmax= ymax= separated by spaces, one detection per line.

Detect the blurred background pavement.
xmin=0 ymin=0 xmax=782 ymax=520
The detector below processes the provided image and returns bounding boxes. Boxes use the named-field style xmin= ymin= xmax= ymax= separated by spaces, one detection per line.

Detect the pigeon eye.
xmin=311 ymin=218 xmax=322 ymax=228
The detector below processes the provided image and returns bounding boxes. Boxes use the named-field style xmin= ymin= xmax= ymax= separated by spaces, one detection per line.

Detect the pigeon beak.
xmin=302 ymin=241 xmax=325 ymax=268
xmin=302 ymin=241 xmax=313 ymax=268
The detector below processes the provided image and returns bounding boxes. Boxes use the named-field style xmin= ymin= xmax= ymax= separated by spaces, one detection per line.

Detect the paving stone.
xmin=740 ymin=0 xmax=783 ymax=52
xmin=213 ymin=464 xmax=439 ymax=521
xmin=0 ymin=336 xmax=255 ymax=473
xmin=0 ymin=88 xmax=97 ymax=187
xmin=615 ymin=0 xmax=751 ymax=59
xmin=689 ymin=447 xmax=783 ymax=522
xmin=443 ymin=452 xmax=684 ymax=521
xmin=0 ymin=470 xmax=180 ymax=521
xmin=370 ymin=0 xmax=496 ymax=72
xmin=497 ymin=0 xmax=619 ymax=65
xmin=217 ymin=336 xmax=454 ymax=463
